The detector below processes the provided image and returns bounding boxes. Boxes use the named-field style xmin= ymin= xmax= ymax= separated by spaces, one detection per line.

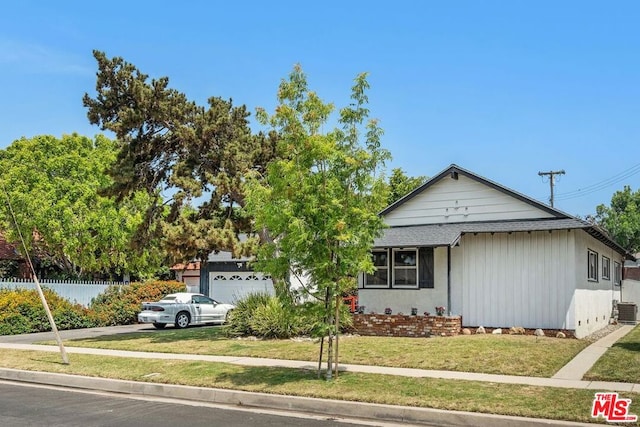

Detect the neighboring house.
xmin=622 ymin=257 xmax=640 ymax=309
xmin=199 ymin=249 xmax=275 ymax=304
xmin=171 ymin=261 xmax=201 ymax=293
xmin=0 ymin=232 xmax=30 ymax=279
xmin=358 ymin=164 xmax=633 ymax=338
xmin=171 ymin=246 xmax=276 ymax=304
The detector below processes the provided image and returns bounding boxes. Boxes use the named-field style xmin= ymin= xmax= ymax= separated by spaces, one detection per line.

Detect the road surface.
xmin=0 ymin=381 xmax=420 ymax=427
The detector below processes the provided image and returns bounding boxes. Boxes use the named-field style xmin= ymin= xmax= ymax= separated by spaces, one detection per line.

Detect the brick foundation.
xmin=352 ymin=314 xmax=462 ymax=337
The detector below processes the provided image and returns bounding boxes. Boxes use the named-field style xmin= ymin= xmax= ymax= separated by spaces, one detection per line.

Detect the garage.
xmin=208 ymin=271 xmax=274 ymax=304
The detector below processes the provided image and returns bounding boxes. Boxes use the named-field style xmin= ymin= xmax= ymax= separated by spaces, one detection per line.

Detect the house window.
xmin=393 ymin=249 xmax=418 ymax=288
xmin=614 ymin=261 xmax=622 ymax=286
xmin=587 ymin=249 xmax=598 ymax=282
xmin=602 ymin=256 xmax=611 ymax=280
xmin=365 ymin=250 xmax=389 ymax=287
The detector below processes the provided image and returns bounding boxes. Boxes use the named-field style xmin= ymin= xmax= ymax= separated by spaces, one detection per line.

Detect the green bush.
xmin=90 ymin=280 xmax=185 ymax=326
xmin=225 ymin=292 xmax=355 ymax=339
xmin=224 ymin=292 xmax=273 ymax=337
xmin=248 ymin=297 xmax=310 ymax=339
xmin=0 ymin=288 xmax=100 ymax=335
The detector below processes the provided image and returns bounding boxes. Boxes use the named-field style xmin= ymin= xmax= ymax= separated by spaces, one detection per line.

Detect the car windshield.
xmin=160 ymin=296 xmax=177 ymax=302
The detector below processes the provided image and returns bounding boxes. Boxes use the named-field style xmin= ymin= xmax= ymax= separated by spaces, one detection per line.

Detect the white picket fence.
xmin=0 ymin=279 xmax=126 ymax=307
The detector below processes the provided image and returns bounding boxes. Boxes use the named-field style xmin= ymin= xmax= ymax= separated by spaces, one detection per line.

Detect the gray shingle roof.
xmin=374 ymin=218 xmax=590 ymax=248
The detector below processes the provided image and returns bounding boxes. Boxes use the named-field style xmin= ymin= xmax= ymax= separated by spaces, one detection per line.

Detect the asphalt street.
xmin=0 ymin=381 xmax=418 ymax=427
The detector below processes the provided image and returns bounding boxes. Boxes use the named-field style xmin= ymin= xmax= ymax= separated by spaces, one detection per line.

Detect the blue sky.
xmin=1 ymin=1 xmax=639 ymax=217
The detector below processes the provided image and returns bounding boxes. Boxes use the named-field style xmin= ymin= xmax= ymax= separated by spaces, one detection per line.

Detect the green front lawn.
xmin=50 ymin=326 xmax=588 ymax=377
xmin=584 ymin=324 xmax=640 ymax=383
xmin=0 ymin=348 xmax=635 ymax=425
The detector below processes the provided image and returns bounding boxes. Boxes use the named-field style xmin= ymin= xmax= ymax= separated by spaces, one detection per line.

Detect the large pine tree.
xmin=83 ymin=51 xmax=277 ymax=263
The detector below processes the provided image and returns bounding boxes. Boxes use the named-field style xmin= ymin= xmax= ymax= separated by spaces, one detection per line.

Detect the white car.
xmin=138 ymin=292 xmax=235 ymax=329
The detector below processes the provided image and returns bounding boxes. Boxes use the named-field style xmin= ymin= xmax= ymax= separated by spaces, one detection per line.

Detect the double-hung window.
xmin=587 ymin=249 xmax=598 ymax=282
xmin=393 ymin=249 xmax=418 ymax=288
xmin=614 ymin=261 xmax=622 ymax=286
xmin=602 ymin=256 xmax=611 ymax=280
xmin=365 ymin=250 xmax=389 ymax=287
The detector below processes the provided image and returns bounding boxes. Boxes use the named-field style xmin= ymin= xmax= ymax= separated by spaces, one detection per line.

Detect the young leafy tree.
xmin=83 ymin=50 xmax=277 ymax=264
xmin=595 ymin=185 xmax=640 ymax=253
xmin=0 ymin=134 xmax=163 ymax=279
xmin=386 ymin=167 xmax=427 ymax=206
xmin=245 ymin=66 xmax=390 ymax=379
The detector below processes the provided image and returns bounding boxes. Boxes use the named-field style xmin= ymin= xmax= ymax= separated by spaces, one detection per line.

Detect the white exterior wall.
xmin=452 ymin=230 xmax=576 ymax=330
xmin=572 ymin=230 xmax=623 ymax=338
xmin=450 ymin=229 xmax=623 ymax=337
xmin=174 ymin=270 xmax=200 ymax=293
xmin=385 ymin=174 xmax=554 ymax=227
xmin=621 ymin=279 xmax=640 ymax=306
xmin=357 ymin=247 xmax=448 ymax=314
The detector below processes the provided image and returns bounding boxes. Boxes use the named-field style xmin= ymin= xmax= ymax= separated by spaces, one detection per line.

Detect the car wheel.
xmin=224 ymin=310 xmax=234 ymax=324
xmin=152 ymin=322 xmax=166 ymax=329
xmin=175 ymin=312 xmax=190 ymax=329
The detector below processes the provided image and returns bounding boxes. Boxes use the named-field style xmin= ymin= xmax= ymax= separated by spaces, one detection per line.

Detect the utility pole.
xmin=538 ymin=170 xmax=565 ymax=207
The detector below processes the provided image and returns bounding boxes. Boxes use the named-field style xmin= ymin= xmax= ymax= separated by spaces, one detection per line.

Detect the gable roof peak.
xmin=381 ymin=163 xmax=574 ymax=219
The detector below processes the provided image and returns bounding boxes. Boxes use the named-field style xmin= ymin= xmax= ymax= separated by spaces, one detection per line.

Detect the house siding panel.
xmin=572 ymin=230 xmax=623 ymax=337
xmin=385 ymin=175 xmax=555 ymax=227
xmin=455 ymin=230 xmax=575 ymax=330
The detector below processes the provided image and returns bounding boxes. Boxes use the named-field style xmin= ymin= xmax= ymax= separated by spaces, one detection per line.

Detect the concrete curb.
xmin=0 ymin=368 xmax=602 ymax=427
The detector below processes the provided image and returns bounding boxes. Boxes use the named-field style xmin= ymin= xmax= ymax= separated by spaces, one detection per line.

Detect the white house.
xmin=358 ymin=164 xmax=632 ymax=338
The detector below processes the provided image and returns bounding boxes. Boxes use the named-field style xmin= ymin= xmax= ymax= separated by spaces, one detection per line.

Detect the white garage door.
xmin=208 ymin=272 xmax=275 ymax=304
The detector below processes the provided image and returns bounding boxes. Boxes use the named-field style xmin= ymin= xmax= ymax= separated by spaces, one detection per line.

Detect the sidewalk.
xmin=553 ymin=325 xmax=636 ymax=381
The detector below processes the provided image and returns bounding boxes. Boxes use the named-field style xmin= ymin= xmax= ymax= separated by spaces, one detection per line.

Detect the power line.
xmin=554 ymin=163 xmax=640 ymax=201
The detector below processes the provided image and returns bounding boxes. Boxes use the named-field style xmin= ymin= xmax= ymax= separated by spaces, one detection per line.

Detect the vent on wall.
xmin=617 ymin=302 xmax=638 ymax=324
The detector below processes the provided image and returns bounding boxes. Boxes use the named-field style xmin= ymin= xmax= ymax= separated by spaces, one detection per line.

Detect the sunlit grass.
xmin=0 ymin=348 xmax=635 ymax=424
xmin=44 ymin=326 xmax=589 ymax=377
xmin=584 ymin=324 xmax=640 ymax=383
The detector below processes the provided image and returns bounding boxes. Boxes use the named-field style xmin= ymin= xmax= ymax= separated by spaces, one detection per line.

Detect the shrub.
xmin=90 ymin=280 xmax=185 ymax=326
xmin=224 ymin=292 xmax=354 ymax=339
xmin=0 ymin=287 xmax=100 ymax=335
xmin=248 ymin=297 xmax=309 ymax=339
xmin=224 ymin=292 xmax=273 ymax=337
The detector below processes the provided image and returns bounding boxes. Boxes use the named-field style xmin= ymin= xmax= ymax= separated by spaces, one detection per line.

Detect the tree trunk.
xmin=325 ymin=292 xmax=334 ymax=381
xmin=318 ymin=287 xmax=330 ymax=378
xmin=317 ymin=336 xmax=324 ymax=379
xmin=334 ymin=293 xmax=340 ymax=378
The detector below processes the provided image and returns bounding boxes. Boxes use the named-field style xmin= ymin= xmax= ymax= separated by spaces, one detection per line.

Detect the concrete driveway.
xmin=0 ymin=324 xmax=159 ymax=344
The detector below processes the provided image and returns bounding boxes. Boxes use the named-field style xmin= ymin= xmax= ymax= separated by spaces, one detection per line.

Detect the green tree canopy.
xmin=595 ymin=185 xmax=640 ymax=253
xmin=0 ymin=134 xmax=163 ymax=279
xmin=386 ymin=167 xmax=427 ymax=206
xmin=245 ymin=66 xmax=390 ymax=378
xmin=83 ymin=50 xmax=277 ymax=263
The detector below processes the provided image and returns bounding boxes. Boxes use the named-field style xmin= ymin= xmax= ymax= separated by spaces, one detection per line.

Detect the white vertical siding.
xmin=572 ymin=230 xmax=624 ymax=338
xmin=455 ymin=230 xmax=575 ymax=329
xmin=385 ymin=174 xmax=555 ymax=227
